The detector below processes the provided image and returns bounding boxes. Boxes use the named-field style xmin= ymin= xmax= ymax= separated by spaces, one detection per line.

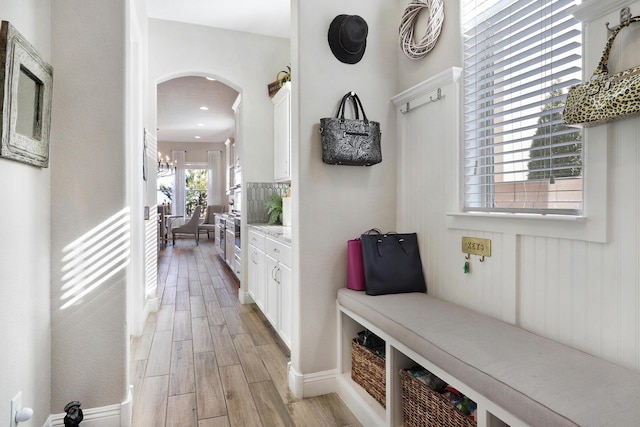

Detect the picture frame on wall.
xmin=0 ymin=20 xmax=53 ymax=168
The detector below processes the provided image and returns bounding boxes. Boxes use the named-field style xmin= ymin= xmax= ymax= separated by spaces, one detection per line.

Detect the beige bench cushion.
xmin=338 ymin=288 xmax=640 ymax=427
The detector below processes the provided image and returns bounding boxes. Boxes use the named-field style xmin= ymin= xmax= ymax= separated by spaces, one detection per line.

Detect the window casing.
xmin=462 ymin=0 xmax=583 ymax=215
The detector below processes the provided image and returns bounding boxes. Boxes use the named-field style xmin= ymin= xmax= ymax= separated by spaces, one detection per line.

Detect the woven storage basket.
xmin=351 ymin=338 xmax=386 ymax=408
xmin=401 ymin=369 xmax=476 ymax=427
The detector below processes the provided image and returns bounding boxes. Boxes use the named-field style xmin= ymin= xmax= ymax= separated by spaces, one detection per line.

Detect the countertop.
xmin=248 ymin=224 xmax=292 ymax=244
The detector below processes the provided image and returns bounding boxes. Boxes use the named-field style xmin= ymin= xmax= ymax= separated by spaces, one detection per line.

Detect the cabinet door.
xmin=273 ymin=83 xmax=291 ymax=182
xmin=248 ymin=245 xmax=258 ymax=299
xmin=278 ymin=262 xmax=292 ymax=348
xmin=265 ymin=256 xmax=280 ymax=327
xmin=255 ymin=250 xmax=266 ymax=311
xmin=225 ymin=229 xmax=235 ymax=267
xmin=248 ymin=246 xmax=266 ymax=310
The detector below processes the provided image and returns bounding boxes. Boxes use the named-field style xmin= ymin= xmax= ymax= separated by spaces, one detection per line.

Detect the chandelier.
xmin=157 ymin=152 xmax=176 ymax=177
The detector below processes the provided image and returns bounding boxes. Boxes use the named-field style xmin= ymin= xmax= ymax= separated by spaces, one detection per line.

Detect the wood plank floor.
xmin=131 ymin=238 xmax=361 ymax=427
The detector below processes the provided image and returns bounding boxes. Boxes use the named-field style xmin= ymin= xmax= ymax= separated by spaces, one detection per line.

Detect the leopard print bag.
xmin=563 ymin=16 xmax=640 ymax=127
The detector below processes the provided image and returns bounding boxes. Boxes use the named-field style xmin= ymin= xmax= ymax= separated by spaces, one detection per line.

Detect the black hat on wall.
xmin=328 ymin=14 xmax=368 ymax=64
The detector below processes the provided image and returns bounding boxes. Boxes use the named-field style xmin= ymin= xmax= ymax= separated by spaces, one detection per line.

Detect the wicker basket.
xmin=401 ymin=369 xmax=476 ymax=427
xmin=351 ymin=338 xmax=386 ymax=408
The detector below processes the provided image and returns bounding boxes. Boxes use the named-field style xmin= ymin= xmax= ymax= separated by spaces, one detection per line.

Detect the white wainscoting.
xmin=393 ymin=61 xmax=640 ymax=373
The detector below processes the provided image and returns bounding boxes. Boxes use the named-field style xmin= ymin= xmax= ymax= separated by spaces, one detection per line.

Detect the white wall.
xmin=395 ymin=1 xmax=462 ymax=89
xmin=395 ymin=0 xmax=640 ymax=374
xmin=50 ymin=0 xmax=129 ymax=412
xmin=291 ymin=0 xmax=399 ymax=393
xmin=0 ymin=1 xmax=52 ymax=426
xmin=147 ymin=19 xmax=290 ymax=186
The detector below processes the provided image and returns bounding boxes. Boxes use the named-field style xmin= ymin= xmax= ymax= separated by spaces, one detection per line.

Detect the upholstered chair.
xmin=198 ymin=205 xmax=223 ymax=240
xmin=172 ymin=205 xmax=202 ymax=245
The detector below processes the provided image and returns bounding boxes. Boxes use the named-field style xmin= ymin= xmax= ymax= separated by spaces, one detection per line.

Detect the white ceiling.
xmin=148 ymin=0 xmax=290 ymax=144
xmin=147 ymin=0 xmax=291 ymax=39
xmin=157 ymin=77 xmax=239 ymax=144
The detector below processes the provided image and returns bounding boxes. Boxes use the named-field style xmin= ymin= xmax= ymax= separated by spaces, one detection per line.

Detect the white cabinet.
xmin=248 ymin=230 xmax=266 ymax=312
xmin=248 ymin=226 xmax=292 ymax=349
xmin=265 ymin=236 xmax=292 ymax=348
xmin=265 ymin=255 xmax=280 ymax=327
xmin=225 ymin=138 xmax=234 ymax=194
xmin=225 ymin=228 xmax=235 ymax=268
xmin=278 ymin=262 xmax=292 ymax=346
xmin=272 ymin=82 xmax=291 ymax=182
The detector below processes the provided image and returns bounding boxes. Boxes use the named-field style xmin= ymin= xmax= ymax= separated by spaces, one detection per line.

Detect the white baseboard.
xmin=287 ymin=363 xmax=337 ymax=399
xmin=44 ymin=386 xmax=133 ymax=427
xmin=145 ymin=297 xmax=159 ymax=315
xmin=238 ymin=289 xmax=254 ymax=305
xmin=288 ymin=362 xmax=304 ymax=398
xmin=301 ymin=368 xmax=337 ymax=397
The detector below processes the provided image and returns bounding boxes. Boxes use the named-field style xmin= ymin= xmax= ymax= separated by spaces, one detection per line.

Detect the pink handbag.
xmin=347 ymin=238 xmax=366 ymax=291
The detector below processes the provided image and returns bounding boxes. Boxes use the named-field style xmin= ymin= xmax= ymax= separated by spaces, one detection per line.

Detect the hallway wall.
xmin=0 ymin=1 xmax=52 ymax=425
xmin=50 ymin=0 xmax=130 ymax=413
xmin=291 ymin=0 xmax=399 ymax=392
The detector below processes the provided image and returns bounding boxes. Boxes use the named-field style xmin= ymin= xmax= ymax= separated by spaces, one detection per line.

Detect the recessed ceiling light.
xmin=200 ymin=106 xmax=208 ymax=110
xmin=195 ymin=136 xmax=201 ymax=139
xmin=197 ymin=123 xmax=204 ymax=127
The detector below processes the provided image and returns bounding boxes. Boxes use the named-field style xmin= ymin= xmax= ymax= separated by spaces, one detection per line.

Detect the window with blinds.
xmin=463 ymin=0 xmax=583 ymax=215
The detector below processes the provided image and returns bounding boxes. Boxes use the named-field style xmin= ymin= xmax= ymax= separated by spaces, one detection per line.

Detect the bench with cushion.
xmin=337 ymin=288 xmax=640 ymax=427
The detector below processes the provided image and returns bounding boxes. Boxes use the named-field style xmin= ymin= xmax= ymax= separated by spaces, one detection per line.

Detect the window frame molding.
xmin=447 ymin=0 xmax=611 ymax=243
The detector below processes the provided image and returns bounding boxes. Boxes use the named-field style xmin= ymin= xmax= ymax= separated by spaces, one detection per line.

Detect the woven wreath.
xmin=399 ymin=0 xmax=445 ymax=59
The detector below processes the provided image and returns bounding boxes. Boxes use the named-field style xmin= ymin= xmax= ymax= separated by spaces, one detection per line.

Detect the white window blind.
xmin=463 ymin=0 xmax=583 ymax=215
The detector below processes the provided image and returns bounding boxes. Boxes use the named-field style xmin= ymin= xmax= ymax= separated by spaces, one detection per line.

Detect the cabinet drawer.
xmin=248 ymin=229 xmax=266 ymax=251
xmin=266 ymin=237 xmax=291 ymax=265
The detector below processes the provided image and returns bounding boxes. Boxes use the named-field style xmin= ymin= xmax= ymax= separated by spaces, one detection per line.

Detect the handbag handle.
xmin=363 ymin=228 xmax=381 ymax=235
xmin=336 ymin=92 xmax=370 ymax=124
xmin=335 ymin=92 xmax=360 ymax=120
xmin=594 ymin=15 xmax=640 ymax=76
xmin=373 ymin=231 xmax=410 ymax=257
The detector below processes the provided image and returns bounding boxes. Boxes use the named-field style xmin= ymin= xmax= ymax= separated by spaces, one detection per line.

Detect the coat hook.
xmin=430 ymin=88 xmax=443 ymax=103
xmin=606 ymin=7 xmax=632 ymax=32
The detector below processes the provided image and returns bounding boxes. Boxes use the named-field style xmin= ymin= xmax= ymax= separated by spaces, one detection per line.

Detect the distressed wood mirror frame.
xmin=0 ymin=21 xmax=53 ymax=168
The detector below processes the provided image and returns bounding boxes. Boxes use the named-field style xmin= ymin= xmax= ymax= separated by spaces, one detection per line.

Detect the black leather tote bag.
xmin=361 ymin=231 xmax=426 ymax=296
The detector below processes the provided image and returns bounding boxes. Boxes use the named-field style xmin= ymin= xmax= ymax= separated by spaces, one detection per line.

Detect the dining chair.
xmin=172 ymin=205 xmax=202 ymax=245
xmin=198 ymin=205 xmax=223 ymax=240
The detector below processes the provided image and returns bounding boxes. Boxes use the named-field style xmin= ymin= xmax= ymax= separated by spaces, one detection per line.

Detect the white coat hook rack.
xmin=430 ymin=87 xmax=443 ymax=103
xmin=399 ymin=87 xmax=443 ymax=114
xmin=606 ymin=7 xmax=633 ymax=33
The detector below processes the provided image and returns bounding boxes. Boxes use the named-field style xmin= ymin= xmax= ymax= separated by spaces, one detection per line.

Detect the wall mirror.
xmin=0 ymin=20 xmax=53 ymax=168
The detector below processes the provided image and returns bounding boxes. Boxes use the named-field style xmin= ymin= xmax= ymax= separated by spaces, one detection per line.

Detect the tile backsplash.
xmin=246 ymin=182 xmax=288 ymax=224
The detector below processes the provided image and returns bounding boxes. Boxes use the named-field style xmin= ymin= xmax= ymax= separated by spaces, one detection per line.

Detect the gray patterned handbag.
xmin=320 ymin=92 xmax=382 ymax=166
